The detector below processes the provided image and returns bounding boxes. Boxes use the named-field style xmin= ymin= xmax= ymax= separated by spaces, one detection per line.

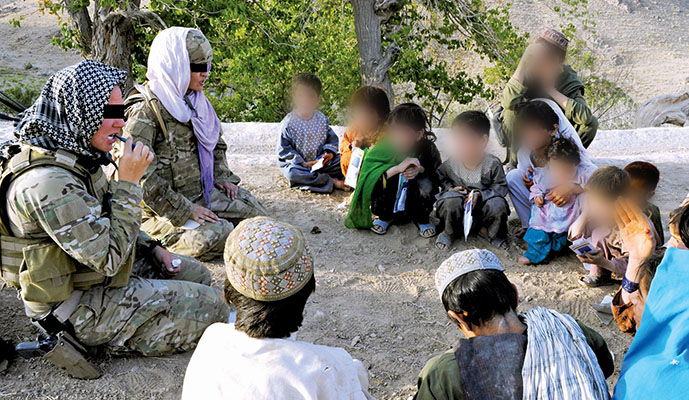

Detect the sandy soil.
xmin=502 ymin=0 xmax=689 ymax=104
xmin=1 ymin=121 xmax=688 ymax=399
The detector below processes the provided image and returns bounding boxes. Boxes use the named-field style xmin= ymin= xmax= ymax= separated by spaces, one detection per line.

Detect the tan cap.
xmin=186 ymin=29 xmax=213 ymax=64
xmin=224 ymin=217 xmax=314 ymax=302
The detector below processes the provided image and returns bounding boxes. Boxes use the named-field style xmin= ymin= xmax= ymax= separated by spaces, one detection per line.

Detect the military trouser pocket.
xmin=19 ymin=242 xmax=77 ymax=303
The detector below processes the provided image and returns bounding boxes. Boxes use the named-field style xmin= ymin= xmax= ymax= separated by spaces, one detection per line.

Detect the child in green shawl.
xmin=346 ymin=103 xmax=441 ymax=237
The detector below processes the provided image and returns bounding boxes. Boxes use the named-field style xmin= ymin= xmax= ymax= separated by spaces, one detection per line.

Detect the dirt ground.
xmin=1 ymin=122 xmax=688 ymax=399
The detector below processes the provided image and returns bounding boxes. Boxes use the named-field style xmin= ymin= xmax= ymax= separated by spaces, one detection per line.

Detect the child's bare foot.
xmin=332 ymin=178 xmax=345 ymax=190
xmin=518 ymin=256 xmax=532 ymax=265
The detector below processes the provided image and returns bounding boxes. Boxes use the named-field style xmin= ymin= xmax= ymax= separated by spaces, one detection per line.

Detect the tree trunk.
xmin=90 ymin=6 xmax=136 ymax=91
xmin=350 ymin=0 xmax=399 ymax=105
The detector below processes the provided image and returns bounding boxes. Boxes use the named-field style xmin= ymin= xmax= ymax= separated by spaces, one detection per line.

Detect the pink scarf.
xmin=147 ymin=27 xmax=220 ymax=204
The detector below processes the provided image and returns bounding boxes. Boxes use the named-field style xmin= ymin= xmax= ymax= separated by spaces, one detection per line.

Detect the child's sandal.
xmin=418 ymin=223 xmax=436 ymax=238
xmin=435 ymin=232 xmax=452 ymax=250
xmin=371 ymin=219 xmax=390 ymax=235
xmin=579 ymin=274 xmax=615 ymax=288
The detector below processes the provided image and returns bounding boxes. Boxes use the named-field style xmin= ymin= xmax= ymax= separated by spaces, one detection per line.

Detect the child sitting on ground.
xmin=345 ymin=103 xmax=442 ymax=237
xmin=519 ymin=138 xmax=585 ymax=265
xmin=340 ymin=86 xmax=390 ymax=180
xmin=624 ymin=161 xmax=664 ymax=243
xmin=432 ymin=111 xmax=510 ymax=250
xmin=278 ymin=73 xmax=344 ymax=193
xmin=569 ymin=166 xmax=661 ymax=287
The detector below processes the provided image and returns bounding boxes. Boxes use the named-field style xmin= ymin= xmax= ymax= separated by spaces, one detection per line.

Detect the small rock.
xmin=23 ymin=62 xmax=32 ymax=70
xmin=370 ymin=333 xmax=377 ymax=338
xmin=310 ymin=226 xmax=321 ymax=234
xmin=350 ymin=335 xmax=360 ymax=347
xmin=612 ymin=54 xmax=623 ymax=66
xmin=377 ymin=264 xmax=385 ymax=272
xmin=314 ymin=310 xmax=325 ymax=319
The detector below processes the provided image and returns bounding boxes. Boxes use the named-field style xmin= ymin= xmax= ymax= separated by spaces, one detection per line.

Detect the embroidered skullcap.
xmin=540 ymin=28 xmax=569 ymax=51
xmin=435 ymin=249 xmax=503 ymax=297
xmin=224 ymin=217 xmax=314 ymax=302
xmin=186 ymin=29 xmax=213 ymax=64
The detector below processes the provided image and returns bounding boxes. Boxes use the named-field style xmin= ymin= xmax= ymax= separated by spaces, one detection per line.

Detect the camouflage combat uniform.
xmin=117 ymin=31 xmax=266 ymax=261
xmin=5 ymin=150 xmax=228 ymax=356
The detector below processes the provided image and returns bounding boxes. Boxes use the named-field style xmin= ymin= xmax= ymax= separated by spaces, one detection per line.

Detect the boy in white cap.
xmin=182 ymin=217 xmax=372 ymax=400
xmin=414 ymin=249 xmax=613 ymax=400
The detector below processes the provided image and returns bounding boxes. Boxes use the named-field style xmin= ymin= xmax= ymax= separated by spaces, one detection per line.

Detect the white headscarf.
xmin=147 ymin=27 xmax=221 ymax=203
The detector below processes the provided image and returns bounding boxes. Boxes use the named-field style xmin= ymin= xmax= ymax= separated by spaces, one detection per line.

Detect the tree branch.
xmin=372 ymin=41 xmax=400 ymax=83
xmin=374 ymin=0 xmax=404 ymax=24
xmin=62 ymin=0 xmax=93 ymax=54
xmin=247 ymin=18 xmax=301 ymax=49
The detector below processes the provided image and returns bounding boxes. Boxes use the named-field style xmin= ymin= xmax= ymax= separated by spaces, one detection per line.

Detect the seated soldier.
xmin=120 ymin=27 xmax=266 ymax=261
xmin=0 ymin=60 xmax=227 ymax=360
xmin=182 ymin=217 xmax=373 ymax=399
xmin=415 ymin=249 xmax=613 ymax=400
xmin=498 ymin=28 xmax=598 ymax=166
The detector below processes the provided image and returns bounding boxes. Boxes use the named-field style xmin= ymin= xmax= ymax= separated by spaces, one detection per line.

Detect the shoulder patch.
xmin=54 ymin=201 xmax=90 ymax=226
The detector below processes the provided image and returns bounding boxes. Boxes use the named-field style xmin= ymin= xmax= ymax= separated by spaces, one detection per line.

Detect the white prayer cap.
xmin=435 ymin=249 xmax=504 ymax=297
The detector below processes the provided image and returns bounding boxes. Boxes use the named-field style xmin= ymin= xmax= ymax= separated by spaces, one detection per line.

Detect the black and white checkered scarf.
xmin=0 ymin=60 xmax=126 ymax=159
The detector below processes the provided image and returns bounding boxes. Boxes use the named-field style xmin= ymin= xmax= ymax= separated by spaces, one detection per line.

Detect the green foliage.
xmin=388 ymin=1 xmax=527 ymax=125
xmin=137 ymin=0 xmax=361 ymax=123
xmin=0 ymin=71 xmax=44 ymax=115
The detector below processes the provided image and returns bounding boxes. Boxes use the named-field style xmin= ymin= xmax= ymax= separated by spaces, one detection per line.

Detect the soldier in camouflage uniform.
xmin=0 ymin=60 xmax=227 ymax=356
xmin=118 ymin=28 xmax=266 ymax=261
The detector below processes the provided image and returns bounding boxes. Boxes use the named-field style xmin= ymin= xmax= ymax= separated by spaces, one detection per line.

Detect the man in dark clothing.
xmin=497 ymin=28 xmax=598 ymax=166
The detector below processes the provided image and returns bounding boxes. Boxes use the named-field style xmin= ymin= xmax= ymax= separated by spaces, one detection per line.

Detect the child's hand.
xmin=535 ymin=195 xmax=545 ymax=208
xmin=400 ymin=157 xmax=420 ymax=170
xmin=403 ymin=164 xmax=424 ymax=180
xmin=466 ymin=191 xmax=481 ymax=206
xmin=577 ymin=251 xmax=606 ymax=266
xmin=616 ymin=198 xmax=655 ymax=261
xmin=550 ymin=184 xmax=574 ymax=207
xmin=451 ymin=186 xmax=468 ymax=194
xmin=302 ymin=160 xmax=318 ymax=168
xmin=522 ymin=166 xmax=534 ymax=189
xmin=322 ymin=152 xmax=334 ymax=165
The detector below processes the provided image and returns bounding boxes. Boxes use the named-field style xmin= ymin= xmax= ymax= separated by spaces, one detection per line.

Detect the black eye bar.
xmin=103 ymin=104 xmax=126 ymax=119
xmin=190 ymin=63 xmax=210 ymax=72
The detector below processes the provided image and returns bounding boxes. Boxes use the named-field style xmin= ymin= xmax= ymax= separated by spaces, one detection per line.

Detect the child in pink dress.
xmin=519 ymin=138 xmax=586 ymax=264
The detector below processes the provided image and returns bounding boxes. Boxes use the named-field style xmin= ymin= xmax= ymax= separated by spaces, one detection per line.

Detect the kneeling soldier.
xmin=0 ymin=61 xmax=227 ymax=373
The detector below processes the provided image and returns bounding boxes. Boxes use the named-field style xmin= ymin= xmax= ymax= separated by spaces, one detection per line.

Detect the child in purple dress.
xmin=519 ymin=138 xmax=586 ymax=264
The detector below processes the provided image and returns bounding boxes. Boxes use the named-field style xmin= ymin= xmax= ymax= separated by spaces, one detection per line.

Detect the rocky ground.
xmin=1 ymin=122 xmax=688 ymax=399
xmin=1 ymin=0 xmax=689 ymax=398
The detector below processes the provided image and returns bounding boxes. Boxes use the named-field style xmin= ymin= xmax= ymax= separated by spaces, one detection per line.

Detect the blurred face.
xmin=292 ymin=84 xmax=321 ymax=118
xmin=90 ymin=86 xmax=125 ymax=153
xmin=451 ymin=125 xmax=488 ymax=165
xmin=584 ymin=190 xmax=617 ymax=228
xmin=528 ymin=42 xmax=564 ymax=85
xmin=388 ymin=121 xmax=423 ymax=155
xmin=519 ymin=121 xmax=558 ymax=152
xmin=628 ymin=178 xmax=654 ymax=206
xmin=350 ymin=105 xmax=382 ymax=135
xmin=189 ymin=71 xmax=209 ymax=92
xmin=547 ymin=158 xmax=579 ymax=186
